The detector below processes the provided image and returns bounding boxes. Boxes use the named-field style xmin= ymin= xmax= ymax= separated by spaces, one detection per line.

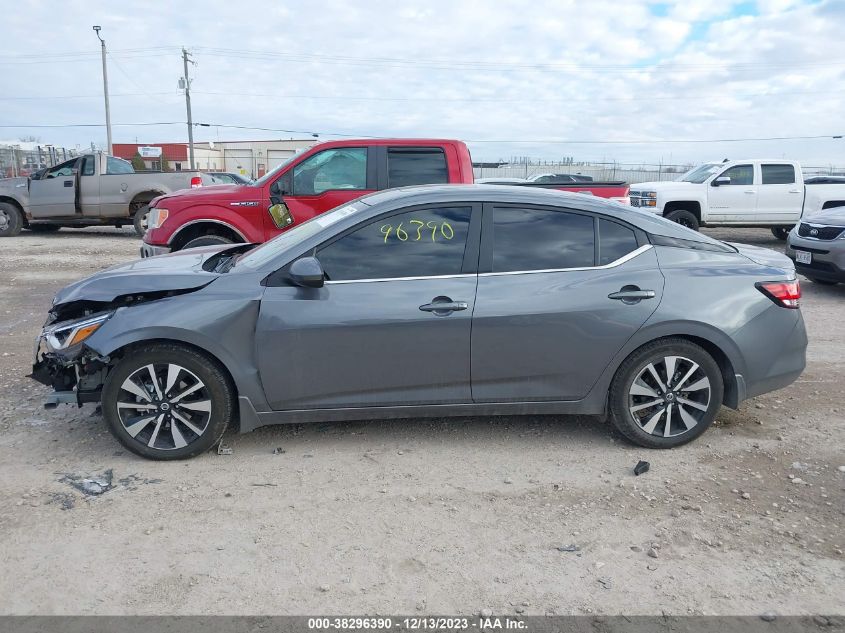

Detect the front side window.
xmin=106 ymin=156 xmax=135 ymax=175
xmin=387 ymin=148 xmax=448 ymax=188
xmin=719 ymin=164 xmax=753 ymax=186
xmin=598 ymin=218 xmax=638 ymax=265
xmin=43 ymin=158 xmax=78 ymax=179
xmin=761 ymin=164 xmax=796 ymax=185
xmin=317 ymin=206 xmax=472 ymax=281
xmin=492 ymin=207 xmax=595 ymax=272
xmin=293 ymin=147 xmax=367 ymax=195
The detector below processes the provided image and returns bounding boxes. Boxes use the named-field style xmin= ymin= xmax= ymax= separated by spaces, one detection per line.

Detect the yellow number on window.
xmin=440 ymin=222 xmax=454 ymax=240
xmin=380 ymin=224 xmax=392 ymax=243
xmin=426 ymin=220 xmax=438 ymax=242
xmin=396 ymin=222 xmax=408 ymax=241
xmin=410 ymin=219 xmax=424 ymax=241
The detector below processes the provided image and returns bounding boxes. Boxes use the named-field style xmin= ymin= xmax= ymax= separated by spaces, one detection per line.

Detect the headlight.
xmin=643 ymin=192 xmax=657 ymax=207
xmin=148 ymin=207 xmax=169 ymax=229
xmin=44 ymin=312 xmax=113 ymax=350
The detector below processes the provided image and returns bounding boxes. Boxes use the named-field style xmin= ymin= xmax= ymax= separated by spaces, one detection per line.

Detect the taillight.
xmin=190 ymin=176 xmax=203 ymax=188
xmin=756 ymin=279 xmax=801 ymax=309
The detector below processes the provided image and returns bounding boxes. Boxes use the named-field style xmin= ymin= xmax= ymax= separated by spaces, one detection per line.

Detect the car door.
xmin=265 ymin=146 xmax=377 ymax=239
xmin=28 ymin=158 xmax=80 ymax=218
xmin=77 ymin=155 xmax=101 ymax=216
xmin=756 ymin=163 xmax=802 ymax=224
xmin=255 ymin=203 xmax=481 ymax=410
xmin=471 ymin=205 xmax=664 ymax=402
xmin=706 ymin=163 xmax=756 ymax=222
xmin=99 ymin=155 xmax=138 ymax=217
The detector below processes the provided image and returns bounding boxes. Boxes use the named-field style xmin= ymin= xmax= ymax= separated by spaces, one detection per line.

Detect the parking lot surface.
xmin=0 ymin=227 xmax=842 ymax=615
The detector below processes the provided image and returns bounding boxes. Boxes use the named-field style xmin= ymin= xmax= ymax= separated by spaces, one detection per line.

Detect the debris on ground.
xmin=60 ymin=469 xmax=114 ymax=496
xmin=555 ymin=544 xmax=580 ymax=552
xmin=634 ymin=460 xmax=650 ymax=476
xmin=273 ymin=447 xmax=286 ymax=454
xmin=217 ymin=444 xmax=233 ymax=455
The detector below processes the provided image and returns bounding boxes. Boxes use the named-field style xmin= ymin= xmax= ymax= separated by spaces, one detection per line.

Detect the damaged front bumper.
xmin=30 ymin=312 xmax=114 ymax=407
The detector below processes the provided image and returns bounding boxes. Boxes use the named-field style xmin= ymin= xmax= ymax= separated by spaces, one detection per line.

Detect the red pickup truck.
xmin=141 ymin=139 xmax=629 ymax=256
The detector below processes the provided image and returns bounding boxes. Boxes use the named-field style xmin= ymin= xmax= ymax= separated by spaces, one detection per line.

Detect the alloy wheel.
xmin=116 ymin=363 xmax=212 ymax=450
xmin=0 ymin=209 xmax=9 ymax=231
xmin=628 ymin=355 xmax=711 ymax=438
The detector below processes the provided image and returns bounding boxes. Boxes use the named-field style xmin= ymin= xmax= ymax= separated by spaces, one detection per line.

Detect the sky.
xmin=1 ymin=0 xmax=843 ymax=166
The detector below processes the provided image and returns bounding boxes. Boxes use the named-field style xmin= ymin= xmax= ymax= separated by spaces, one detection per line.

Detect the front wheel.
xmin=181 ymin=234 xmax=235 ymax=250
xmin=133 ymin=205 xmax=150 ymax=237
xmin=608 ymin=338 xmax=723 ymax=448
xmin=102 ymin=344 xmax=234 ymax=460
xmin=665 ymin=209 xmax=699 ymax=231
xmin=771 ymin=227 xmax=790 ymax=241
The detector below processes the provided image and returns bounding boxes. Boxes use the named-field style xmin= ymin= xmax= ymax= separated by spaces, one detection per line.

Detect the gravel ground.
xmin=0 ymin=226 xmax=842 ymax=616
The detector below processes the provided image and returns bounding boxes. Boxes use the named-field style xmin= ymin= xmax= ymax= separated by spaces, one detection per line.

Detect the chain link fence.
xmin=0 ymin=144 xmax=81 ymax=179
xmin=474 ymin=161 xmax=845 ymax=183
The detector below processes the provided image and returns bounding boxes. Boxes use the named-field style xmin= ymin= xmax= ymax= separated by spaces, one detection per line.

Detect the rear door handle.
xmin=419 ymin=296 xmax=468 ymax=315
xmin=608 ymin=288 xmax=655 ymax=303
xmin=788 ymin=189 xmax=801 ymax=193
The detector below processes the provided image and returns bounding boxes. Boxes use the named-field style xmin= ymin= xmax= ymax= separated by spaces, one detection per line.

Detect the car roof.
xmin=357 ymin=184 xmax=725 ymax=245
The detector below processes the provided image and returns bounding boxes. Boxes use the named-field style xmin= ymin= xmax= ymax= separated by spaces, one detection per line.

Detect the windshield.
xmin=253 ymin=153 xmax=302 ymax=187
xmin=237 ymin=202 xmax=364 ymax=269
xmin=678 ymin=163 xmax=721 ymax=184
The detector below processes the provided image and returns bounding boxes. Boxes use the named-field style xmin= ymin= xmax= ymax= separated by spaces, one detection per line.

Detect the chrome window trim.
xmin=323 ymin=244 xmax=652 ymax=285
xmin=325 ymin=273 xmax=477 ymax=285
xmin=480 ymin=244 xmax=653 ymax=277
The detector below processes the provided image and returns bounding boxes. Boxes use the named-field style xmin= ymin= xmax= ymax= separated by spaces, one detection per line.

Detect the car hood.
xmin=155 ymin=183 xmax=258 ymax=205
xmin=52 ymin=244 xmax=236 ymax=307
xmin=800 ymin=207 xmax=845 ymax=227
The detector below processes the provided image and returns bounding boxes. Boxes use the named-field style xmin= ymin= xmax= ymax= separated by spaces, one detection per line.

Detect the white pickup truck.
xmin=629 ymin=159 xmax=845 ymax=240
xmin=0 ymin=152 xmax=214 ymax=238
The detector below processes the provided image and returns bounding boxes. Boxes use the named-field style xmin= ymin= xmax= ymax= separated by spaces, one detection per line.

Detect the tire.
xmin=807 ymin=277 xmax=838 ymax=286
xmin=770 ymin=227 xmax=790 ymax=241
xmin=181 ymin=234 xmax=235 ymax=250
xmin=102 ymin=343 xmax=234 ymax=460
xmin=0 ymin=201 xmax=23 ymax=237
xmin=608 ymin=338 xmax=724 ymax=449
xmin=133 ymin=205 xmax=150 ymax=237
xmin=665 ymin=209 xmax=699 ymax=231
xmin=27 ymin=224 xmax=61 ymax=233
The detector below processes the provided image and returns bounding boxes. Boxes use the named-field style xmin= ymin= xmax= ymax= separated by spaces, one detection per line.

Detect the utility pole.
xmin=93 ymin=26 xmax=113 ymax=154
xmin=181 ymin=48 xmax=196 ymax=170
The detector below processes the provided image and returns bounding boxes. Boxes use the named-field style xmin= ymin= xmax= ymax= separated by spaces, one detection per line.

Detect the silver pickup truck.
xmin=0 ymin=152 xmax=214 ymax=237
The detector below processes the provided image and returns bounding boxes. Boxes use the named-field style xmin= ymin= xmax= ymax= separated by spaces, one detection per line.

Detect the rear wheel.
xmin=0 ymin=202 xmax=23 ymax=237
xmin=608 ymin=338 xmax=723 ymax=448
xmin=102 ymin=344 xmax=234 ymax=460
xmin=665 ymin=209 xmax=699 ymax=231
xmin=181 ymin=234 xmax=234 ymax=250
xmin=770 ymin=227 xmax=790 ymax=241
xmin=27 ymin=224 xmax=61 ymax=233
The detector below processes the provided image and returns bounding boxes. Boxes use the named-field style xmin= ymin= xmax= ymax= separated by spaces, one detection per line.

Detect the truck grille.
xmin=797 ymin=223 xmax=844 ymax=240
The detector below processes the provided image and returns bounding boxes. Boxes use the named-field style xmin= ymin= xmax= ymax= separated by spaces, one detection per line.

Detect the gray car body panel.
xmin=42 ymin=184 xmax=806 ymax=434
xmin=785 ymin=206 xmax=845 ymax=282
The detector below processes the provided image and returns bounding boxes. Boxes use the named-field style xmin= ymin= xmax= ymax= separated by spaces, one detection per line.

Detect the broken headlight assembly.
xmin=43 ymin=311 xmax=114 ymax=352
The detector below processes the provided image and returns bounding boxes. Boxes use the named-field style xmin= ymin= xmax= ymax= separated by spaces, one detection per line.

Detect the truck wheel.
xmin=770 ymin=227 xmax=790 ymax=241
xmin=665 ymin=209 xmax=699 ymax=231
xmin=181 ymin=235 xmax=234 ymax=250
xmin=133 ymin=205 xmax=150 ymax=237
xmin=0 ymin=202 xmax=23 ymax=237
xmin=27 ymin=224 xmax=61 ymax=233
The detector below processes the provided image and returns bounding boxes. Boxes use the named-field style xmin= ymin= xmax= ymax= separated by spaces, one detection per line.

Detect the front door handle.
xmin=419 ymin=296 xmax=468 ymax=316
xmin=608 ymin=287 xmax=655 ymax=304
xmin=63 ymin=180 xmax=73 ymax=187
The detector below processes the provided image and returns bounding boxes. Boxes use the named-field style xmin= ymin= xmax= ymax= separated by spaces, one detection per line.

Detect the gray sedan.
xmin=785 ymin=206 xmax=845 ymax=285
xmin=30 ymin=185 xmax=807 ymax=460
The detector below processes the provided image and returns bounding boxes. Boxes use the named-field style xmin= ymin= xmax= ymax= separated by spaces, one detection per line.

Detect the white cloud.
xmin=0 ymin=0 xmax=842 ymax=165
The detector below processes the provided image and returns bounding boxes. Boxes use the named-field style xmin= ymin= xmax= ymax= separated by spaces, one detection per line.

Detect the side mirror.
xmin=268 ymin=202 xmax=294 ymax=229
xmin=712 ymin=176 xmax=731 ymax=187
xmin=289 ymin=256 xmax=324 ymax=288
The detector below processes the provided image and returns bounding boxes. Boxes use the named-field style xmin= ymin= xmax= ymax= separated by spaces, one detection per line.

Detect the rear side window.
xmin=387 ymin=148 xmax=448 ymax=188
xmin=762 ymin=164 xmax=796 ymax=185
xmin=317 ymin=206 xmax=472 ymax=281
xmin=719 ymin=164 xmax=753 ymax=185
xmin=106 ymin=156 xmax=135 ymax=175
xmin=598 ymin=218 xmax=638 ymax=265
xmin=492 ymin=207 xmax=594 ymax=272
